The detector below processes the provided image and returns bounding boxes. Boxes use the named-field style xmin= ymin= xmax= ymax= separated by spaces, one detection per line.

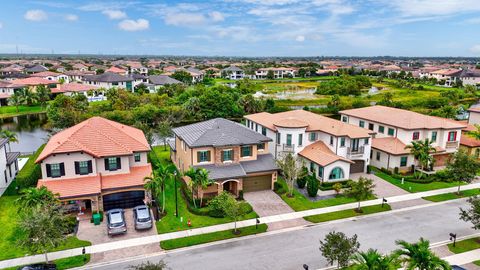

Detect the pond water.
xmin=253 ymin=88 xmax=317 ymax=100
xmin=0 ymin=113 xmax=50 ymax=154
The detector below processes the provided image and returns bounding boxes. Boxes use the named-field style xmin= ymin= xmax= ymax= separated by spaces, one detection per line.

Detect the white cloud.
xmin=209 ymin=11 xmax=225 ymax=22
xmin=102 ymin=10 xmax=127 ymax=20
xmin=386 ymin=0 xmax=480 ymax=18
xmin=164 ymin=12 xmax=206 ymax=26
xmin=64 ymin=14 xmax=78 ymax=21
xmin=118 ymin=18 xmax=149 ymax=31
xmin=471 ymin=44 xmax=480 ymax=55
xmin=24 ymin=10 xmax=48 ymax=21
xmin=211 ymin=26 xmax=258 ymax=42
xmin=295 ymin=35 xmax=305 ymax=42
xmin=0 ymin=22 xmax=3 ymax=29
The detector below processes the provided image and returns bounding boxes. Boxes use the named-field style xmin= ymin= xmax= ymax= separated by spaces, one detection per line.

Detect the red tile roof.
xmin=30 ymin=71 xmax=63 ymax=77
xmin=102 ymin=164 xmax=152 ymax=190
xmin=9 ymin=77 xmax=58 ymax=86
xmin=37 ymin=175 xmax=101 ymax=199
xmin=51 ymin=83 xmax=99 ymax=94
xmin=372 ymin=137 xmax=409 ymax=155
xmin=299 ymin=141 xmax=353 ymax=166
xmin=36 ymin=116 xmax=150 ymax=162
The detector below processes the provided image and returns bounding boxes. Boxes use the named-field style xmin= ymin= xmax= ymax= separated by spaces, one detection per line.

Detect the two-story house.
xmin=36 ymin=117 xmax=152 ymax=212
xmin=244 ymin=110 xmax=373 ymax=182
xmin=82 ymin=72 xmax=134 ymax=91
xmin=340 ymin=105 xmax=466 ymax=172
xmin=0 ymin=138 xmax=20 ymax=193
xmin=169 ymin=118 xmax=278 ymax=198
xmin=221 ymin=66 xmax=245 ymax=80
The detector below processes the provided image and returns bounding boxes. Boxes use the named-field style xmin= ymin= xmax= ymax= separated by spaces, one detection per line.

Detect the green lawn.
xmin=304 ymin=204 xmax=391 ymax=223
xmin=0 ymin=105 xmax=45 ymax=118
xmin=151 ymin=146 xmax=259 ymax=234
xmin=275 ymin=179 xmax=372 ymax=211
xmin=423 ymin=189 xmax=480 ymax=202
xmin=373 ymin=169 xmax=461 ymax=193
xmin=474 ymin=260 xmax=480 ymax=267
xmin=0 ymin=194 xmax=91 ymax=261
xmin=160 ymin=224 xmax=268 ymax=250
xmin=3 ymin=255 xmax=90 ymax=270
xmin=447 ymin=237 xmax=480 ymax=254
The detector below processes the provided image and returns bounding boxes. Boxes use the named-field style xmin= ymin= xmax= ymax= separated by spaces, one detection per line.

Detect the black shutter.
xmin=46 ymin=164 xmax=51 ymax=177
xmin=74 ymin=162 xmax=80 ymax=175
xmin=87 ymin=160 xmax=93 ymax=173
xmin=221 ymin=151 xmax=224 ymax=162
xmin=104 ymin=158 xmax=109 ymax=171
xmin=207 ymin=151 xmax=211 ymax=161
xmin=197 ymin=152 xmax=201 ymax=163
xmin=59 ymin=163 xmax=65 ymax=176
xmin=117 ymin=157 xmax=121 ymax=169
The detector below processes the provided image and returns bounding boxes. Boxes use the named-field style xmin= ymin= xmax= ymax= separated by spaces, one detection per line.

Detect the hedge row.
xmin=16 ymin=144 xmax=45 ymax=189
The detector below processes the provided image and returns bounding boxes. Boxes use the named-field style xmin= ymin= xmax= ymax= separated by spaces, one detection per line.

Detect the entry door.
xmin=351 ymin=139 xmax=359 ymax=152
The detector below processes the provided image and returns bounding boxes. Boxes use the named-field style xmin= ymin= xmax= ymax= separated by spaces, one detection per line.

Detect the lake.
xmin=0 ymin=113 xmax=50 ymax=154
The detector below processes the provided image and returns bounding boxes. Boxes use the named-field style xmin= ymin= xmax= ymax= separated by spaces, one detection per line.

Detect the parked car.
xmin=133 ymin=205 xmax=153 ymax=230
xmin=106 ymin=208 xmax=127 ymax=236
xmin=18 ymin=264 xmax=56 ymax=270
xmin=452 ymin=266 xmax=466 ymax=270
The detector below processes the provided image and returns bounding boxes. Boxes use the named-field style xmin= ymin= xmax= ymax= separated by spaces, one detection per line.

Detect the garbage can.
xmin=93 ymin=213 xmax=101 ymax=225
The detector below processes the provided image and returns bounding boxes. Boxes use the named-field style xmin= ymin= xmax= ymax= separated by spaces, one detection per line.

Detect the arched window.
xmin=329 ymin=167 xmax=344 ymax=180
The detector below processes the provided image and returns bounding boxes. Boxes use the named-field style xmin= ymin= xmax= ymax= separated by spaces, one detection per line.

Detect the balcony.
xmin=277 ymin=144 xmax=295 ymax=153
xmin=445 ymin=141 xmax=459 ymax=149
xmin=347 ymin=146 xmax=365 ymax=158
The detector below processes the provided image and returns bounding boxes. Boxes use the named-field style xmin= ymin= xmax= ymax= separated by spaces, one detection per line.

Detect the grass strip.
xmin=304 ymin=204 xmax=391 ymax=223
xmin=423 ymin=189 xmax=480 ymax=202
xmin=447 ymin=237 xmax=480 ymax=254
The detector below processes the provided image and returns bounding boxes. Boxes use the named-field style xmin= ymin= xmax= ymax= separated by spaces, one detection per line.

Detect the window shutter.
xmin=46 ymin=164 xmax=51 ymax=177
xmin=221 ymin=151 xmax=224 ymax=162
xmin=59 ymin=163 xmax=65 ymax=176
xmin=117 ymin=157 xmax=121 ymax=169
xmin=197 ymin=152 xmax=201 ymax=162
xmin=104 ymin=158 xmax=109 ymax=171
xmin=74 ymin=162 xmax=80 ymax=175
xmin=207 ymin=151 xmax=211 ymax=161
xmin=87 ymin=160 xmax=93 ymax=173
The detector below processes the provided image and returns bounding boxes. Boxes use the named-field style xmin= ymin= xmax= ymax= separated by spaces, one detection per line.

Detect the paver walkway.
xmin=3 ymin=182 xmax=480 ymax=269
xmin=243 ymin=190 xmax=310 ymax=231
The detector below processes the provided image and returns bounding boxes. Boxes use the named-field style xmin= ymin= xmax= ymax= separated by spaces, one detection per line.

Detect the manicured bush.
xmin=16 ymin=144 xmax=45 ymax=189
xmin=431 ymin=169 xmax=454 ymax=182
xmin=332 ymin=182 xmax=343 ymax=195
xmin=394 ymin=167 xmax=399 ymax=175
xmin=208 ymin=192 xmax=230 ymax=218
xmin=306 ymin=175 xmax=319 ymax=197
xmin=297 ymin=176 xmax=307 ymax=189
xmin=319 ymin=180 xmax=350 ymax=191
xmin=274 ymin=181 xmax=286 ymax=194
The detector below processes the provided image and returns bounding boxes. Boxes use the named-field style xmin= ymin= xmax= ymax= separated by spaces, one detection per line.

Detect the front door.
xmin=351 ymin=139 xmax=359 ymax=152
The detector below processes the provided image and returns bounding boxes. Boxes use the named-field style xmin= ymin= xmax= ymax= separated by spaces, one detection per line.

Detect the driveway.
xmin=243 ymin=190 xmax=310 ymax=231
xmin=77 ymin=208 xmax=161 ymax=264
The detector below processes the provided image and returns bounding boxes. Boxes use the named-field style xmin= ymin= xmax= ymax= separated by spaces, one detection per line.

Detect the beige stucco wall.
xmin=40 ymin=152 xmax=97 ymax=180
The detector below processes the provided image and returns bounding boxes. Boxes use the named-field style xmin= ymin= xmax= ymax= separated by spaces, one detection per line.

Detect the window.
xmin=376 ymin=152 xmax=381 ymax=161
xmin=241 ymin=146 xmax=252 ymax=157
xmin=47 ymin=163 xmax=64 ymax=178
xmin=255 ymin=124 xmax=258 ymax=132
xmin=342 ymin=116 xmax=348 ymax=123
xmin=309 ymin=133 xmax=317 ymax=142
xmin=412 ymin=132 xmax=420 ymax=140
xmin=134 ymin=153 xmax=141 ymax=162
xmin=378 ymin=126 xmax=385 ymax=134
xmin=286 ymin=134 xmax=292 ymax=146
xmin=105 ymin=157 xmax=121 ymax=171
xmin=197 ymin=150 xmax=211 ymax=163
xmin=330 ymin=136 xmax=334 ymax=145
xmin=364 ymin=138 xmax=369 ymax=145
xmin=318 ymin=166 xmax=324 ymax=178
xmin=400 ymin=156 xmax=408 ymax=167
xmin=310 ymin=162 xmax=315 ymax=173
xmin=262 ymin=127 xmax=267 ymax=136
xmin=431 ymin=131 xmax=437 ymax=142
xmin=245 ymin=120 xmax=250 ymax=127
xmin=276 ymin=133 xmax=281 ymax=144
xmin=75 ymin=161 xmax=91 ymax=175
xmin=329 ymin=167 xmax=344 ymax=180
xmin=298 ymin=134 xmax=303 ymax=146
xmin=476 ymin=149 xmax=480 ymax=158
xmin=340 ymin=137 xmax=345 ymax=147
xmin=257 ymin=143 xmax=265 ymax=151
xmin=448 ymin=131 xmax=457 ymax=141
xmin=368 ymin=123 xmax=374 ymax=131
xmin=222 ymin=149 xmax=233 ymax=162
xmin=359 ymin=121 xmax=365 ymax=128
xmin=388 ymin=128 xmax=395 ymax=136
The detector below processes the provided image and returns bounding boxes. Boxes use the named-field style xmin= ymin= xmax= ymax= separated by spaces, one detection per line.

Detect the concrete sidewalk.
xmin=2 ymin=182 xmax=480 ymax=269
xmin=444 ymin=249 xmax=480 ymax=267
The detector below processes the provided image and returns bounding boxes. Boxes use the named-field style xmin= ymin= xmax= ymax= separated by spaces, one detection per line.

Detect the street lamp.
xmin=303 ymin=264 xmax=309 ymax=270
xmin=382 ymin=198 xmax=387 ymax=208
xmin=449 ymin=233 xmax=457 ymax=247
xmin=174 ymin=171 xmax=178 ymax=218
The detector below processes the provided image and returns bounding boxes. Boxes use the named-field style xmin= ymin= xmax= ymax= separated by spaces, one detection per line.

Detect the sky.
xmin=0 ymin=0 xmax=480 ymax=57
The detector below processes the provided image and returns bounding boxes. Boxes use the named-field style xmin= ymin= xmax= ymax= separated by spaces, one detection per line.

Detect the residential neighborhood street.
xmin=82 ymin=198 xmax=476 ymax=270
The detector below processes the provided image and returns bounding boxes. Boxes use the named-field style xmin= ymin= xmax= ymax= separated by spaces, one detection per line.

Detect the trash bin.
xmin=93 ymin=213 xmax=101 ymax=225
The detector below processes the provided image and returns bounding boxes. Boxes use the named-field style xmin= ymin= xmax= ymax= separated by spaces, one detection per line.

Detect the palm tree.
xmin=19 ymin=88 xmax=38 ymax=106
xmin=144 ymin=174 xmax=161 ymax=208
xmin=394 ymin=238 xmax=450 ymax=270
xmin=195 ymin=168 xmax=211 ymax=207
xmin=405 ymin=139 xmax=436 ymax=171
xmin=17 ymin=186 xmax=59 ymax=210
xmin=8 ymin=91 xmax=23 ymax=112
xmin=155 ymin=163 xmax=177 ymax=213
xmin=469 ymin=124 xmax=480 ymax=140
xmin=0 ymin=129 xmax=18 ymax=152
xmin=185 ymin=167 xmax=199 ymax=208
xmin=352 ymin=249 xmax=399 ymax=270
xmin=35 ymin=85 xmax=51 ymax=108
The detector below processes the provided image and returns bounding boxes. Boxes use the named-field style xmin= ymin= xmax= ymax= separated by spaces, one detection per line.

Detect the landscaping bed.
xmin=447 ymin=237 xmax=480 ymax=254
xmin=160 ymin=224 xmax=268 ymax=250
xmin=16 ymin=144 xmax=45 ymax=189
xmin=423 ymin=189 xmax=480 ymax=202
xmin=304 ymin=204 xmax=391 ymax=223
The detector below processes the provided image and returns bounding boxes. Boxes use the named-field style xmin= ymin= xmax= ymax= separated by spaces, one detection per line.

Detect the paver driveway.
xmin=77 ymin=208 xmax=161 ymax=264
xmin=243 ymin=190 xmax=310 ymax=231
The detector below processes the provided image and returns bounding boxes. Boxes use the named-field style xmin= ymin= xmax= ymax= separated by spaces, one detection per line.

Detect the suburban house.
xmin=460 ymin=69 xmax=480 ymax=87
xmin=30 ymin=71 xmax=69 ymax=83
xmin=105 ymin=66 xmax=128 ymax=75
xmin=420 ymin=69 xmax=462 ymax=86
xmin=169 ymin=118 xmax=278 ymax=198
xmin=82 ymin=72 xmax=134 ymax=91
xmin=244 ymin=110 xmax=373 ymax=182
xmin=340 ymin=105 xmax=466 ymax=172
xmin=64 ymin=70 xmax=96 ymax=82
xmin=0 ymin=80 xmax=17 ymax=106
xmin=255 ymin=67 xmax=297 ymax=79
xmin=9 ymin=77 xmax=59 ymax=91
xmin=222 ymin=66 xmax=245 ymax=80
xmin=24 ymin=64 xmax=48 ymax=74
xmin=51 ymin=83 xmax=104 ymax=102
xmin=0 ymin=138 xmax=20 ymax=191
xmin=460 ymin=122 xmax=480 ymax=159
xmin=468 ymin=105 xmax=480 ymax=125
xmin=36 ymin=117 xmax=152 ymax=212
xmin=146 ymin=75 xmax=182 ymax=93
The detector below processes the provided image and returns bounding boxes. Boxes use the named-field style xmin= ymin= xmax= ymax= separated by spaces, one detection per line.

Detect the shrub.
xmin=332 ymin=182 xmax=342 ymax=195
xmin=297 ymin=176 xmax=307 ymax=189
xmin=239 ymin=202 xmax=253 ymax=214
xmin=306 ymin=175 xmax=319 ymax=197
xmin=64 ymin=215 xmax=78 ymax=234
xmin=431 ymin=169 xmax=453 ymax=182
xmin=238 ymin=190 xmax=244 ymax=200
xmin=394 ymin=167 xmax=399 ymax=175
xmin=274 ymin=181 xmax=286 ymax=194
xmin=16 ymin=144 xmax=45 ymax=189
xmin=208 ymin=192 xmax=230 ymax=218
xmin=319 ymin=180 xmax=350 ymax=191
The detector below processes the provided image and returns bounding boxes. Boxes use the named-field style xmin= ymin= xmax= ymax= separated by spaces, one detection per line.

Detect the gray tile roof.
xmin=241 ymin=154 xmax=278 ymax=174
xmin=148 ymin=75 xmax=182 ymax=85
xmin=173 ymin=118 xmax=272 ymax=148
xmin=6 ymin=152 xmax=19 ymax=165
xmin=83 ymin=72 xmax=134 ymax=83
xmin=167 ymin=139 xmax=176 ymax=152
xmin=25 ymin=65 xmax=48 ymax=73
xmin=460 ymin=69 xmax=480 ymax=78
xmin=0 ymin=138 xmax=8 ymax=148
xmin=222 ymin=66 xmax=243 ymax=72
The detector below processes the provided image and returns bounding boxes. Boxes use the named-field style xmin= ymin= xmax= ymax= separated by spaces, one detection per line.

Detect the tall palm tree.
xmin=0 ymin=129 xmax=18 ymax=152
xmin=185 ymin=167 xmax=199 ymax=208
xmin=19 ymin=88 xmax=38 ymax=106
xmin=8 ymin=91 xmax=23 ymax=112
xmin=155 ymin=163 xmax=177 ymax=213
xmin=352 ymin=249 xmax=399 ymax=270
xmin=16 ymin=186 xmax=59 ymax=210
xmin=144 ymin=174 xmax=161 ymax=207
xmin=405 ymin=139 xmax=436 ymax=171
xmin=195 ymin=168 xmax=211 ymax=207
xmin=394 ymin=238 xmax=450 ymax=270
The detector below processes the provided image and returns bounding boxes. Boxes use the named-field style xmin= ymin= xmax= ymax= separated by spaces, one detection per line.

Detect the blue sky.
xmin=0 ymin=0 xmax=479 ymax=57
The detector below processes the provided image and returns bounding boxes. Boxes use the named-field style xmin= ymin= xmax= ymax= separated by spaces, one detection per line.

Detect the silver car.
xmin=106 ymin=209 xmax=127 ymax=236
xmin=133 ymin=205 xmax=153 ymax=230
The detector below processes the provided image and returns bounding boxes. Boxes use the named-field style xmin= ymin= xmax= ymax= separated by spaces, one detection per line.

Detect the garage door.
xmin=350 ymin=160 xmax=365 ymax=173
xmin=103 ymin=191 xmax=145 ymax=211
xmin=243 ymin=175 xmax=272 ymax=192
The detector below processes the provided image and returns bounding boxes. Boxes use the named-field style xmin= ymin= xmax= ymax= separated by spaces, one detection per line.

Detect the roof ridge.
xmin=106 ymin=120 xmax=150 ymax=149
xmin=87 ymin=119 xmax=133 ymax=154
